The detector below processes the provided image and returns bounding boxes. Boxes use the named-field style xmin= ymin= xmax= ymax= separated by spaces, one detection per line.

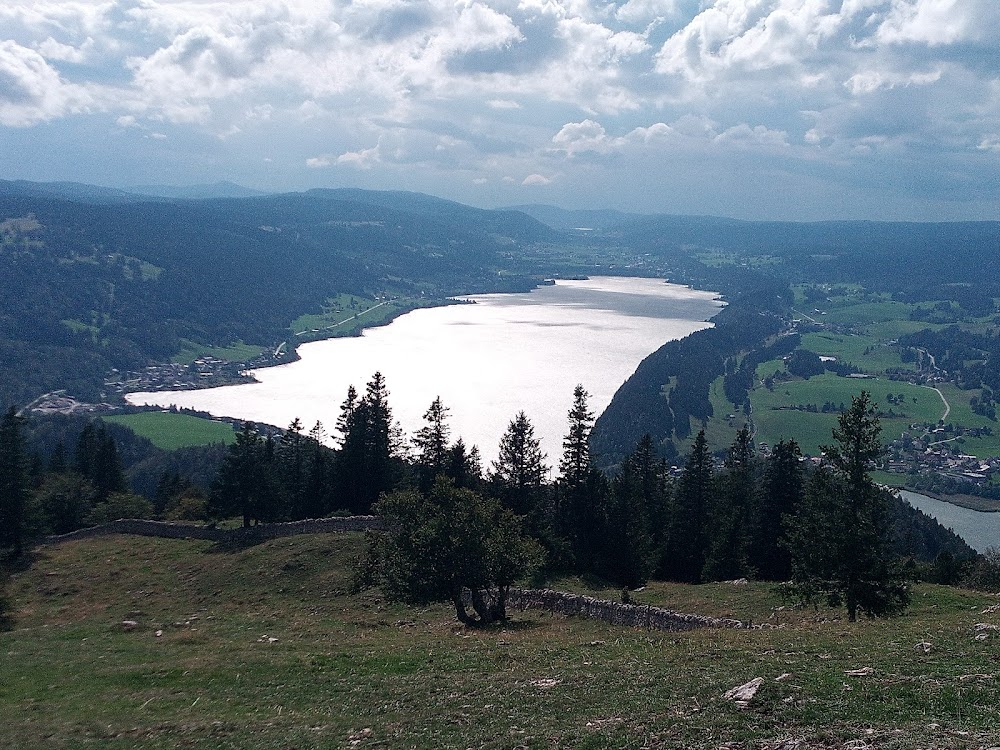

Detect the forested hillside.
xmin=0 ymin=184 xmax=556 ymax=407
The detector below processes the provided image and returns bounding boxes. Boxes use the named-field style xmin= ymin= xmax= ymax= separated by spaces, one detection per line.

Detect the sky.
xmin=1 ymin=0 xmax=999 ymax=221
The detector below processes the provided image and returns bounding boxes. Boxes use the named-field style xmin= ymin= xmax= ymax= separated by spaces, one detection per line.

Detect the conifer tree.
xmin=555 ymin=386 xmax=606 ymax=571
xmin=413 ymin=396 xmax=451 ymax=492
xmin=785 ymin=392 xmax=910 ymax=620
xmin=757 ymin=439 xmax=803 ymax=580
xmin=559 ymin=385 xmax=593 ymax=488
xmin=0 ymin=407 xmax=29 ymax=555
xmin=211 ymin=422 xmax=277 ymax=526
xmin=334 ymin=373 xmax=402 ymax=512
xmin=703 ymin=426 xmax=756 ymax=581
xmin=665 ymin=429 xmax=713 ymax=583
xmin=604 ymin=442 xmax=656 ymax=587
xmin=446 ymin=438 xmax=483 ymax=490
xmin=490 ymin=411 xmax=548 ymax=516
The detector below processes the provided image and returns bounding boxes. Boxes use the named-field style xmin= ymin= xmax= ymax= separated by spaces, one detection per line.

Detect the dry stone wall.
xmin=42 ymin=518 xmax=747 ymax=631
xmin=505 ymin=588 xmax=751 ymax=631
xmin=43 ymin=516 xmax=384 ymax=546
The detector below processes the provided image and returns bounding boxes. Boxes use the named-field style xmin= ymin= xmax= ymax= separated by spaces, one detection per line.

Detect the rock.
xmin=724 ymin=677 xmax=763 ymax=707
xmin=844 ymin=667 xmax=873 ymax=677
xmin=529 ymin=678 xmax=562 ymax=689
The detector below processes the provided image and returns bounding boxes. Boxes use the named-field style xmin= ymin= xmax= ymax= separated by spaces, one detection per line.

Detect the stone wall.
xmin=505 ymin=588 xmax=751 ymax=631
xmin=43 ymin=516 xmax=384 ymax=546
xmin=42 ymin=519 xmax=747 ymax=631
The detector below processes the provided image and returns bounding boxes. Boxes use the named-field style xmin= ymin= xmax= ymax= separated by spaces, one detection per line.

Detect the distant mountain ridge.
xmin=129 ymin=181 xmax=271 ymax=200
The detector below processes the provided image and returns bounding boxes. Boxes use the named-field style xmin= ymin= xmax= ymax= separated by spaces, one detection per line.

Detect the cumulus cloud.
xmin=522 ymin=173 xmax=552 ymax=185
xmin=0 ymin=40 xmax=92 ymax=126
xmin=552 ymin=118 xmax=676 ymax=155
xmin=0 ymin=0 xmax=997 ymax=218
xmin=337 ymin=143 xmax=382 ymax=169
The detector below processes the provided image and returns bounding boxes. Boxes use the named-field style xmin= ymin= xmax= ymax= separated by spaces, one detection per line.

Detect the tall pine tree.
xmin=665 ymin=429 xmax=713 ymax=583
xmin=0 ymin=408 xmax=29 ymax=555
xmin=785 ymin=392 xmax=910 ymax=620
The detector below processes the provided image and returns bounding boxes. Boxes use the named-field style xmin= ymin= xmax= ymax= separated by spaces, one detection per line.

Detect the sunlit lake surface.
xmin=127 ymin=277 xmax=722 ymax=465
xmin=900 ymin=490 xmax=1000 ymax=552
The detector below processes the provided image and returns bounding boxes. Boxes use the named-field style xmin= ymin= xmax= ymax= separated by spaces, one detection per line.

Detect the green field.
xmin=750 ymin=374 xmax=945 ymax=455
xmin=3 ymin=533 xmax=999 ymax=749
xmin=171 ymin=340 xmax=266 ymax=365
xmin=799 ymin=331 xmax=909 ymax=373
xmin=290 ymin=294 xmax=447 ymax=341
xmin=105 ymin=412 xmax=236 ymax=450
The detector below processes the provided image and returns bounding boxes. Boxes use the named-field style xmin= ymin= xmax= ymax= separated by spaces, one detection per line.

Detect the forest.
xmin=1 ymin=380 xmax=986 ymax=628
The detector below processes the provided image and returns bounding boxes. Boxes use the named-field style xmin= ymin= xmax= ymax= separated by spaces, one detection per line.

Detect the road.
xmin=294 ymin=300 xmax=392 ymax=337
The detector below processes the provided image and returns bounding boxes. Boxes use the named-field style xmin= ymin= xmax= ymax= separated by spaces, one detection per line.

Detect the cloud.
xmin=874 ymin=0 xmax=1000 ymax=47
xmin=337 ymin=143 xmax=382 ymax=169
xmin=615 ymin=0 xmax=681 ymax=26
xmin=0 ymin=40 xmax=92 ymax=126
xmin=979 ymin=137 xmax=1000 ymax=153
xmin=522 ymin=173 xmax=552 ymax=185
xmin=0 ymin=0 xmax=998 ymax=219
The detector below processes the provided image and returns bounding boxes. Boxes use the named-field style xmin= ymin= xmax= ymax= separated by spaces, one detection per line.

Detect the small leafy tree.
xmin=784 ymin=392 xmax=910 ymax=621
xmin=84 ymin=492 xmax=155 ymax=526
xmin=370 ymin=478 xmax=542 ymax=626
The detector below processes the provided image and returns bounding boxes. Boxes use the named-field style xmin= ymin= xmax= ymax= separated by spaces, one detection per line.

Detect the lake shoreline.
xmin=125 ymin=277 xmax=724 ymax=465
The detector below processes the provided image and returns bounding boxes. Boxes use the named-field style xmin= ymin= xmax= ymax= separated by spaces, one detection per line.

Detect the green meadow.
xmin=2 ymin=533 xmax=999 ymax=749
xmin=104 ymin=412 xmax=236 ymax=451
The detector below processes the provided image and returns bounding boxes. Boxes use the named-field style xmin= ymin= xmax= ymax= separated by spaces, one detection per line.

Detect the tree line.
xmin=0 ymin=385 xmax=981 ymax=629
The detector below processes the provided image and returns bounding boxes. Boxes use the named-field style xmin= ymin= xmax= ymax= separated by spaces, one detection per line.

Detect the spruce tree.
xmin=334 ymin=373 xmax=402 ymax=513
xmin=413 ymin=397 xmax=451 ymax=492
xmin=785 ymin=392 xmax=910 ymax=621
xmin=665 ymin=429 xmax=713 ymax=583
xmin=604 ymin=444 xmax=656 ymax=587
xmin=211 ymin=422 xmax=277 ymax=526
xmin=555 ymin=386 xmax=605 ymax=572
xmin=0 ymin=407 xmax=28 ymax=555
xmin=702 ymin=426 xmax=756 ymax=581
xmin=757 ymin=439 xmax=803 ymax=580
xmin=559 ymin=385 xmax=593 ymax=488
xmin=490 ymin=411 xmax=548 ymax=516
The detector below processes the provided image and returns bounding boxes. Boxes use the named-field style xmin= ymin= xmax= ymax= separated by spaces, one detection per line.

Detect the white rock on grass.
xmin=724 ymin=677 xmax=763 ymax=707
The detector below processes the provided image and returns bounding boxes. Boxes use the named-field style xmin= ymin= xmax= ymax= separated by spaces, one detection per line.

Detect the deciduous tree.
xmin=370 ymin=478 xmax=542 ymax=625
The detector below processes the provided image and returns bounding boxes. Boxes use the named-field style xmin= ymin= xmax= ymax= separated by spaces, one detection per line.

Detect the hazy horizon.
xmin=3 ymin=1 xmax=999 ymax=222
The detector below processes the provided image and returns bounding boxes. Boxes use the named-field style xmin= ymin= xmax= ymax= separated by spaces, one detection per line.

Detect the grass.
xmin=104 ymin=412 xmax=236 ymax=450
xmin=289 ymin=294 xmax=447 ymax=342
xmin=171 ymin=340 xmax=266 ymax=365
xmin=3 ymin=534 xmax=1000 ymax=749
xmin=799 ymin=332 xmax=909 ymax=373
xmin=750 ymin=374 xmax=944 ymax=455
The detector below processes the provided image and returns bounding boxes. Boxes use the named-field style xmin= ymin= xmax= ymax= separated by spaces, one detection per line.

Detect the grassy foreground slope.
xmin=3 ymin=534 xmax=1000 ymax=749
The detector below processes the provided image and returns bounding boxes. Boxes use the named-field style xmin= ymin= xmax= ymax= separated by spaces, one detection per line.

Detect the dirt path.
xmin=922 ymin=384 xmax=950 ymax=422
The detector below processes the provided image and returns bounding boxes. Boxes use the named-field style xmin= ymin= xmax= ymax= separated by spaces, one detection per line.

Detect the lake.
xmin=900 ymin=490 xmax=1000 ymax=553
xmin=127 ymin=277 xmax=722 ymax=466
